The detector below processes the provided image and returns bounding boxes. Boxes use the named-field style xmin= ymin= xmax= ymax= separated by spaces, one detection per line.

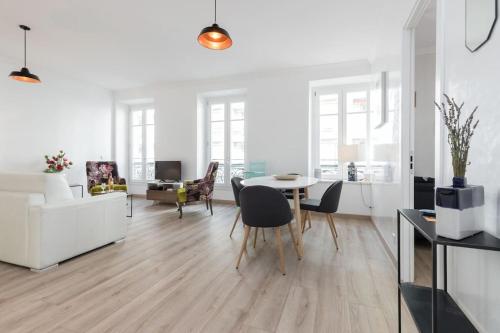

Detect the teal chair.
xmin=243 ymin=161 xmax=266 ymax=179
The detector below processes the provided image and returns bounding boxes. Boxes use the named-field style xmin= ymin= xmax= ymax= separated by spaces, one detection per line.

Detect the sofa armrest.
xmin=197 ymin=179 xmax=215 ymax=195
xmin=0 ymin=191 xmax=45 ymax=267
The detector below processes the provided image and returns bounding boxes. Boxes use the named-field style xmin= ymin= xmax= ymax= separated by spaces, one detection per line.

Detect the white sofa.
xmin=0 ymin=172 xmax=127 ymax=271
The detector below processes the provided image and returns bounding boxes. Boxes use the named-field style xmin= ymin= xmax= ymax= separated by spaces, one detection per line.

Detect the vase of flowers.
xmin=44 ymin=150 xmax=73 ymax=173
xmin=434 ymin=95 xmax=483 ymax=240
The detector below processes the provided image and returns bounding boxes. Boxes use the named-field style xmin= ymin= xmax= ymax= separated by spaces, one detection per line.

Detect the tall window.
xmin=345 ymin=90 xmax=368 ymax=145
xmin=318 ymin=92 xmax=340 ymax=179
xmin=312 ymin=85 xmax=369 ymax=180
xmin=207 ymin=97 xmax=245 ymax=185
xmin=130 ymin=107 xmax=155 ymax=182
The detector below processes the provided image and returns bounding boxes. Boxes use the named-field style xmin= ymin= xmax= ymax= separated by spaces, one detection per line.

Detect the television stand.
xmin=158 ymin=179 xmax=176 ymax=183
xmin=146 ymin=181 xmax=183 ymax=204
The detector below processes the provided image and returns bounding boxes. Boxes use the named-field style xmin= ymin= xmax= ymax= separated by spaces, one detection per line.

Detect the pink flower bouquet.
xmin=44 ymin=150 xmax=73 ymax=173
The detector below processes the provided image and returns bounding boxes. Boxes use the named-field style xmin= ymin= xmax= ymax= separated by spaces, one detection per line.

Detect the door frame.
xmin=401 ymin=0 xmax=445 ymax=283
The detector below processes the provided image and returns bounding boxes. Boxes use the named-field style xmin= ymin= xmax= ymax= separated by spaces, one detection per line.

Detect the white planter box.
xmin=435 ymin=185 xmax=484 ymax=240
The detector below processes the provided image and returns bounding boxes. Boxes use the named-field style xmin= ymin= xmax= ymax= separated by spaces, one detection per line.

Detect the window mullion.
xmin=129 ymin=113 xmax=133 ymax=181
xmin=142 ymin=110 xmax=146 ymax=181
xmin=366 ymin=88 xmax=371 ymax=174
xmin=225 ymin=101 xmax=230 ymax=184
xmin=339 ymin=90 xmax=345 ymax=180
xmin=206 ymin=102 xmax=211 ymax=177
xmin=313 ymin=91 xmax=320 ymax=175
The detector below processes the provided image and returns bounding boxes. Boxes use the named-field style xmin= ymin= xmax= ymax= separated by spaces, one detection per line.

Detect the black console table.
xmin=397 ymin=209 xmax=500 ymax=332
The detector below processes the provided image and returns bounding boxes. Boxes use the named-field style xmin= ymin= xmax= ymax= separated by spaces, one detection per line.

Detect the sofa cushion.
xmin=44 ymin=174 xmax=73 ymax=204
xmin=0 ymin=172 xmax=46 ymax=194
xmin=0 ymin=172 xmax=73 ymax=204
xmin=90 ymin=184 xmax=128 ymax=195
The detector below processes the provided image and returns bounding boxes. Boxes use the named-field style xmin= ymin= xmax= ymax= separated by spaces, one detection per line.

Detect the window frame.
xmin=311 ymin=86 xmax=343 ymax=180
xmin=205 ymin=95 xmax=247 ymax=187
xmin=129 ymin=104 xmax=155 ymax=183
xmin=311 ymin=83 xmax=371 ymax=181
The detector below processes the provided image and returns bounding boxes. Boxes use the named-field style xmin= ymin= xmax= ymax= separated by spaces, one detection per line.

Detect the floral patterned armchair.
xmin=86 ymin=161 xmax=127 ymax=194
xmin=176 ymin=161 xmax=219 ymax=218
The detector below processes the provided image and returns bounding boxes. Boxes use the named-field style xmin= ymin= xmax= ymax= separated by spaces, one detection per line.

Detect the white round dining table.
xmin=241 ymin=176 xmax=319 ymax=257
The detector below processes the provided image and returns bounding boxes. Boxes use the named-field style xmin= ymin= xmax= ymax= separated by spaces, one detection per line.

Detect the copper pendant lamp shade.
xmin=198 ymin=23 xmax=232 ymax=50
xmin=9 ymin=25 xmax=41 ymax=84
xmin=9 ymin=67 xmax=41 ymax=83
xmin=198 ymin=0 xmax=232 ymax=50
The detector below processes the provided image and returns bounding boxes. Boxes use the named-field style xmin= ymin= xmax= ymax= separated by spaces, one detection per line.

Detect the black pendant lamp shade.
xmin=198 ymin=0 xmax=232 ymax=50
xmin=9 ymin=25 xmax=41 ymax=83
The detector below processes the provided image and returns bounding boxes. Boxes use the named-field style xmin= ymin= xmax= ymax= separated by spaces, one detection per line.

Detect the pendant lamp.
xmin=198 ymin=0 xmax=232 ymax=50
xmin=9 ymin=25 xmax=41 ymax=83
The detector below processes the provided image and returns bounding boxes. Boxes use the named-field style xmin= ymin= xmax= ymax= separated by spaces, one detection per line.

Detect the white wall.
xmin=369 ymin=70 xmax=403 ymax=256
xmin=310 ymin=181 xmax=372 ymax=215
xmin=438 ymin=1 xmax=500 ymax=331
xmin=115 ymin=60 xmax=384 ymax=215
xmin=414 ymin=52 xmax=436 ymax=177
xmin=0 ymin=58 xmax=113 ymax=193
xmin=371 ymin=183 xmax=402 ymax=255
xmin=113 ymin=102 xmax=129 ymax=186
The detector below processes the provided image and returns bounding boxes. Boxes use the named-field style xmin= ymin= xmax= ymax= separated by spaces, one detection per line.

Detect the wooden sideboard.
xmin=146 ymin=182 xmax=182 ymax=204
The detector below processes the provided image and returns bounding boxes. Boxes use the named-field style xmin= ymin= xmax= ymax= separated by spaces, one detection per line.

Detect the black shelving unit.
xmin=397 ymin=209 xmax=500 ymax=332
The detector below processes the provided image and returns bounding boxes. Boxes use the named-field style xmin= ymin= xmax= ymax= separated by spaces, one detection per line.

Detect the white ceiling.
xmin=0 ymin=0 xmax=414 ymax=90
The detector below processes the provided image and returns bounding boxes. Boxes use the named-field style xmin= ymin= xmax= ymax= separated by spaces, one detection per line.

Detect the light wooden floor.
xmin=0 ymin=199 xmax=418 ymax=333
xmin=414 ymin=238 xmax=432 ymax=287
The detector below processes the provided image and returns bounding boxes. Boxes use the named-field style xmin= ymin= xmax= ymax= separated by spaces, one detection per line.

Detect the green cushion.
xmin=113 ymin=185 xmax=128 ymax=192
xmin=177 ymin=188 xmax=187 ymax=203
xmin=90 ymin=184 xmax=128 ymax=195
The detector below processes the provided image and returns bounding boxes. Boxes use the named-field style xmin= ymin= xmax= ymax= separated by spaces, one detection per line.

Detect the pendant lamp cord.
xmin=214 ymin=0 xmax=217 ymax=23
xmin=24 ymin=28 xmax=27 ymax=67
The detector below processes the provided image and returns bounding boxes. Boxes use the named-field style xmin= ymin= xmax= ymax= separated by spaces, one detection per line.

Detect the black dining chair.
xmin=299 ymin=181 xmax=343 ymax=250
xmin=236 ymin=185 xmax=300 ymax=275
xmin=230 ymin=177 xmax=266 ymax=244
xmin=229 ymin=177 xmax=244 ymax=238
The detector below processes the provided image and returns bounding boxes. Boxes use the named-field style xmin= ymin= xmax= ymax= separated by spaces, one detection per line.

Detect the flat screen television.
xmin=155 ymin=161 xmax=181 ymax=182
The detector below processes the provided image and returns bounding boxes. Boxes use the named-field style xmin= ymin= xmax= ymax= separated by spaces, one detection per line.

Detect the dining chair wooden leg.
xmin=261 ymin=228 xmax=266 ymax=241
xmin=287 ymin=223 xmax=301 ymax=260
xmin=303 ymin=187 xmax=312 ymax=230
xmin=253 ymin=227 xmax=259 ymax=248
xmin=301 ymin=211 xmax=307 ymax=233
xmin=327 ymin=213 xmax=338 ymax=238
xmin=274 ymin=227 xmax=286 ymax=275
xmin=236 ymin=225 xmax=251 ymax=269
xmin=229 ymin=208 xmax=241 ymax=238
xmin=292 ymin=188 xmax=304 ymax=258
xmin=326 ymin=215 xmax=339 ymax=250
